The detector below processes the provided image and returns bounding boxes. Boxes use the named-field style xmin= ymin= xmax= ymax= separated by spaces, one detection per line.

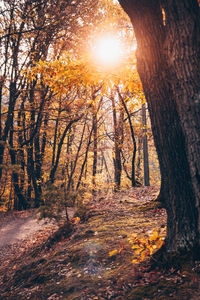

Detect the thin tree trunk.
xmin=9 ymin=126 xmax=27 ymax=210
xmin=34 ymin=134 xmax=43 ymax=205
xmin=101 ymin=150 xmax=112 ymax=183
xmin=0 ymin=81 xmax=18 ymax=179
xmin=50 ymin=116 xmax=82 ymax=183
xmin=117 ymin=89 xmax=137 ymax=186
xmin=52 ymin=99 xmax=61 ymax=167
xmin=136 ymin=137 xmax=142 ymax=183
xmin=92 ymin=105 xmax=98 ymax=195
xmin=17 ymin=107 xmax=26 ymax=199
xmin=67 ymin=117 xmax=87 ymax=191
xmin=111 ymin=95 xmax=124 ymax=191
xmin=76 ymin=125 xmax=93 ymax=191
xmin=142 ymin=103 xmax=150 ymax=186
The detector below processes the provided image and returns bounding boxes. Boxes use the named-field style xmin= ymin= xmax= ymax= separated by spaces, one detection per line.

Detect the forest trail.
xmin=0 ymin=187 xmax=199 ymax=299
xmin=0 ymin=212 xmax=54 ymax=248
xmin=0 ymin=209 xmax=75 ymax=248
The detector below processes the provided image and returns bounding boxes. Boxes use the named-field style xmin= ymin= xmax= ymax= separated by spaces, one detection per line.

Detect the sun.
xmin=93 ymin=36 xmax=124 ymax=67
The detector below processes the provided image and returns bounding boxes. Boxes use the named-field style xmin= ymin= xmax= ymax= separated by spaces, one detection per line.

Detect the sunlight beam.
xmin=93 ymin=36 xmax=124 ymax=67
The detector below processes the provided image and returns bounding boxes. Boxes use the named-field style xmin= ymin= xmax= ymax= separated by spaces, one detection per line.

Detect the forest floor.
xmin=0 ymin=186 xmax=200 ymax=300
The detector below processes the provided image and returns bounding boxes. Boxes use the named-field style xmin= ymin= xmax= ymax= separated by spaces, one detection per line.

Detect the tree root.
xmin=150 ymin=244 xmax=200 ymax=271
xmin=43 ymin=221 xmax=75 ymax=250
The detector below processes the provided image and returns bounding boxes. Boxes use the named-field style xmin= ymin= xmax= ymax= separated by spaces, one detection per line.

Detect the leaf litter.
xmin=0 ymin=186 xmax=200 ymax=299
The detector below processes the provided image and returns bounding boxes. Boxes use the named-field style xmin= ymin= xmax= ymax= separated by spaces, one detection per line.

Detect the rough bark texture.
xmin=162 ymin=0 xmax=200 ymax=232
xmin=119 ymin=0 xmax=200 ymax=255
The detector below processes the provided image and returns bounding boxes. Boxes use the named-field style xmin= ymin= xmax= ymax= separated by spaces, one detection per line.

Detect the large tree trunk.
xmin=162 ymin=0 xmax=200 ymax=230
xmin=119 ymin=0 xmax=200 ymax=257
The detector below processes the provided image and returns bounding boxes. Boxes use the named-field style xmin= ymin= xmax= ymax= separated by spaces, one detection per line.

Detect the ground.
xmin=0 ymin=187 xmax=200 ymax=299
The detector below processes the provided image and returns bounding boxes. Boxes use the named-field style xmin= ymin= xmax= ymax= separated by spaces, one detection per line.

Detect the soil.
xmin=0 ymin=187 xmax=200 ymax=300
xmin=0 ymin=208 xmax=75 ymax=248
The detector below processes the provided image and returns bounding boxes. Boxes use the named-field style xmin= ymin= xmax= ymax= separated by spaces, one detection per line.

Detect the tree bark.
xmin=9 ymin=126 xmax=27 ymax=210
xmin=76 ymin=125 xmax=93 ymax=191
xmin=92 ymin=104 xmax=98 ymax=195
xmin=117 ymin=89 xmax=137 ymax=187
xmin=162 ymin=0 xmax=200 ymax=230
xmin=119 ymin=0 xmax=200 ymax=256
xmin=111 ymin=95 xmax=124 ymax=191
xmin=51 ymin=98 xmax=61 ymax=167
xmin=67 ymin=116 xmax=87 ymax=191
xmin=142 ymin=103 xmax=150 ymax=186
xmin=50 ymin=116 xmax=82 ymax=183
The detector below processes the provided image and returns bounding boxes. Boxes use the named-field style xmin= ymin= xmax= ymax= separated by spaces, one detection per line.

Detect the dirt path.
xmin=0 ymin=214 xmax=52 ymax=248
xmin=0 ymin=208 xmax=75 ymax=248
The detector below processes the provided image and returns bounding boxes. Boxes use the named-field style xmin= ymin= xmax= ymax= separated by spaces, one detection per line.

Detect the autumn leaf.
xmin=134 ymin=249 xmax=142 ymax=256
xmin=71 ymin=217 xmax=80 ymax=224
xmin=129 ymin=226 xmax=166 ymax=264
xmin=109 ymin=249 xmax=118 ymax=257
xmin=131 ymin=258 xmax=140 ymax=264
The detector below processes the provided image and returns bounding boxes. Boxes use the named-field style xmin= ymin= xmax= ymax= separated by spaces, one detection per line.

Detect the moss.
xmin=127 ymin=279 xmax=188 ymax=300
xmin=137 ymin=201 xmax=163 ymax=212
xmin=12 ymin=259 xmax=49 ymax=288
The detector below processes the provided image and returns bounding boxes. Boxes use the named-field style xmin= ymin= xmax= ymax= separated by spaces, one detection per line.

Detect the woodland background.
xmin=0 ymin=0 xmax=160 ymax=213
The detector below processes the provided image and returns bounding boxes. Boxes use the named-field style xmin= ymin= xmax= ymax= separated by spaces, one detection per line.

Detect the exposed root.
xmin=150 ymin=244 xmax=200 ymax=272
xmin=43 ymin=221 xmax=75 ymax=249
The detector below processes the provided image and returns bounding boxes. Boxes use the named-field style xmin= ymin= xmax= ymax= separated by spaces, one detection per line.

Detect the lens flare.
xmin=93 ymin=36 xmax=123 ymax=67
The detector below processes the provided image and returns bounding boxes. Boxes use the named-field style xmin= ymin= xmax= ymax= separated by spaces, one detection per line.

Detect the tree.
xmin=119 ymin=0 xmax=200 ymax=260
xmin=111 ymin=93 xmax=124 ymax=191
xmin=117 ymin=88 xmax=137 ymax=187
xmin=141 ymin=103 xmax=150 ymax=186
xmin=0 ymin=0 xmax=160 ymax=210
xmin=0 ymin=0 xmax=102 ymax=209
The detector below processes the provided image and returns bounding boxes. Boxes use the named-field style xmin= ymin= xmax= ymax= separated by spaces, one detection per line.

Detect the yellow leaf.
xmin=155 ymin=239 xmax=165 ymax=249
xmin=109 ymin=249 xmax=118 ymax=257
xmin=131 ymin=244 xmax=141 ymax=250
xmin=131 ymin=259 xmax=140 ymax=264
xmin=134 ymin=249 xmax=142 ymax=255
xmin=139 ymin=249 xmax=150 ymax=262
xmin=71 ymin=217 xmax=80 ymax=224
xmin=149 ymin=230 xmax=159 ymax=241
